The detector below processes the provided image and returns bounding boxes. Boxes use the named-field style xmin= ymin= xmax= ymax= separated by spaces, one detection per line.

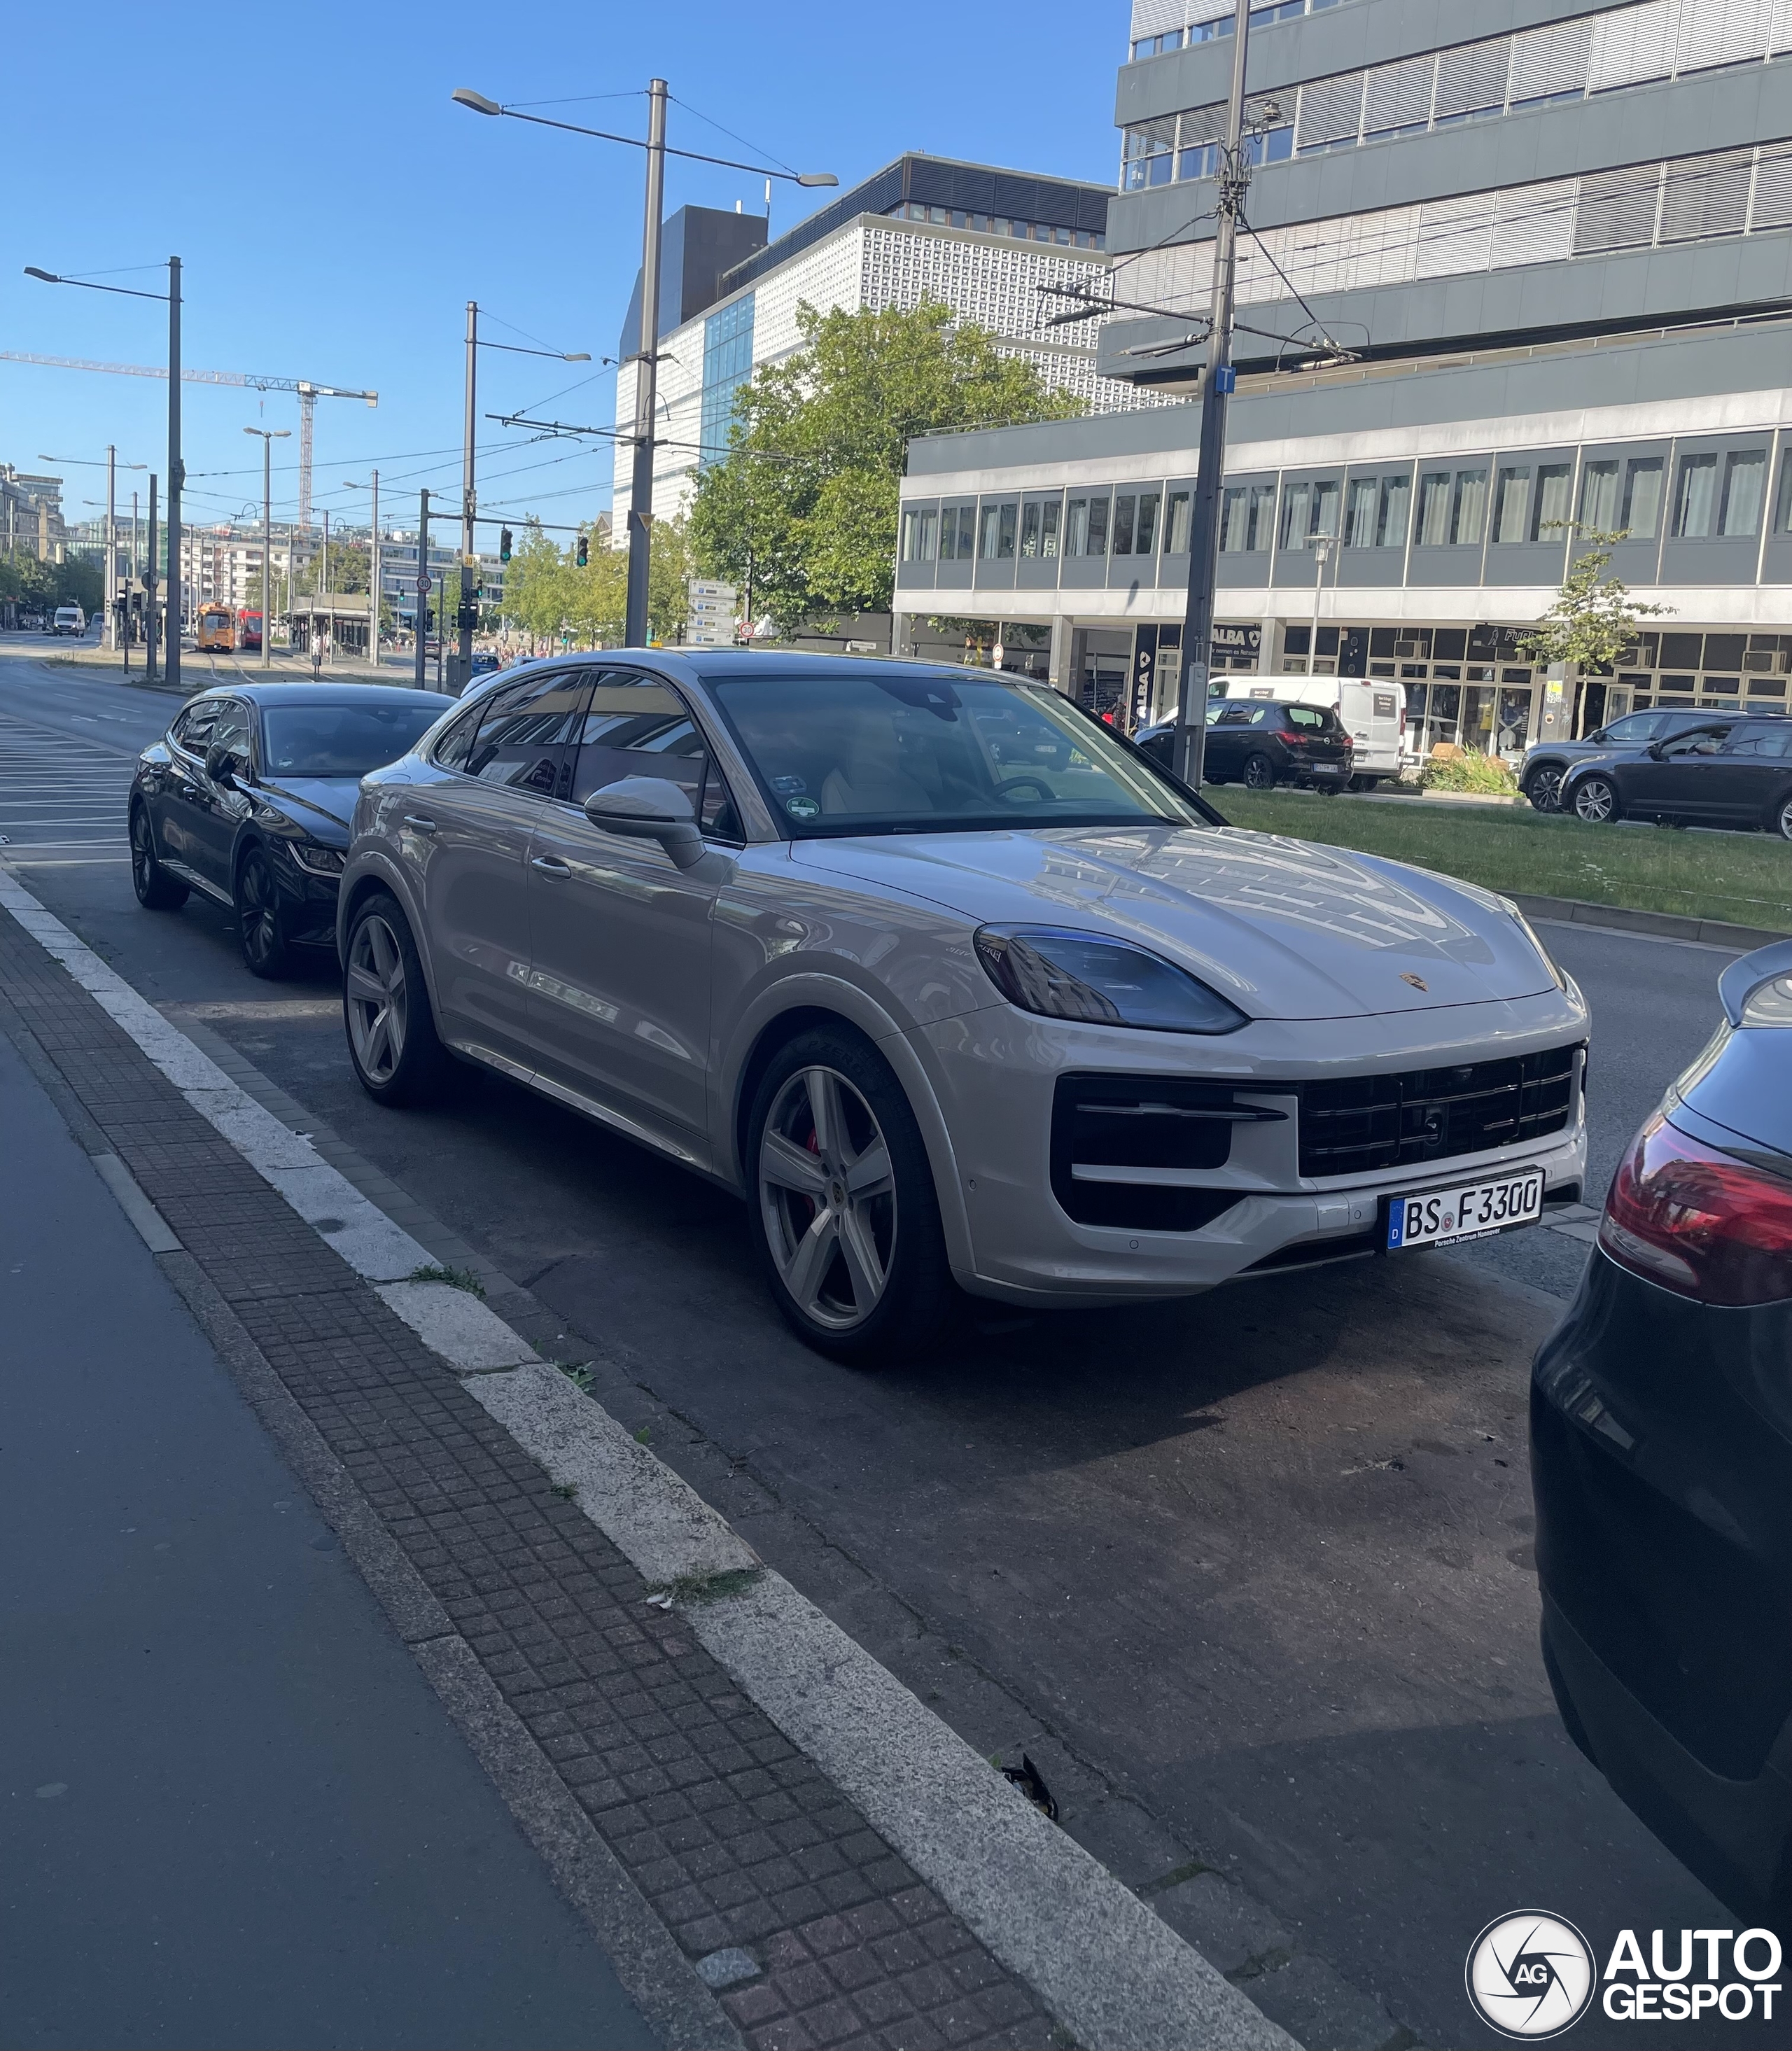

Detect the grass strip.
xmin=1212 ymin=790 xmax=1792 ymax=932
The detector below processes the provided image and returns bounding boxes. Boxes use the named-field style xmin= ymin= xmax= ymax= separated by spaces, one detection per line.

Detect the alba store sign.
xmin=1466 ymin=1913 xmax=1783 ymax=2037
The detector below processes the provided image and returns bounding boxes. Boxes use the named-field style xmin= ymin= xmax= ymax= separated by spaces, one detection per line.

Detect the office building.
xmin=895 ymin=0 xmax=1792 ymax=749
xmin=613 ymin=156 xmax=1135 ymax=521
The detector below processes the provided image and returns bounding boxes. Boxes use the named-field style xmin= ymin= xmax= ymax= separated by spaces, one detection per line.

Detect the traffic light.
xmin=575 ymin=531 xmax=589 ymax=568
xmin=499 ymin=527 xmax=513 ymax=563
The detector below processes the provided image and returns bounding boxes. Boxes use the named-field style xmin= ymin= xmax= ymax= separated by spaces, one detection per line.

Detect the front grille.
xmin=1050 ymin=1075 xmax=1276 ymax=1233
xmin=1297 ymin=1044 xmax=1580 ymax=1179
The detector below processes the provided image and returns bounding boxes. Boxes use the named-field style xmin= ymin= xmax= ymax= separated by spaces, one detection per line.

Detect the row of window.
xmin=1124 ymin=0 xmax=1792 ymax=189
xmin=899 ymin=446 xmax=1792 ymax=568
xmin=1128 ymin=0 xmax=1342 ymax=62
xmin=883 ymin=202 xmax=1106 ymax=250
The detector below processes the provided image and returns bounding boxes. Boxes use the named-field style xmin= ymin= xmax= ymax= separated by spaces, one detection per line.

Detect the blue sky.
xmin=4 ymin=0 xmax=1124 ymax=541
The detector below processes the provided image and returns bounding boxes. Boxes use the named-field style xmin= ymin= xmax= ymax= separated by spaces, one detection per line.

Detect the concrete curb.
xmin=0 ymin=867 xmax=1296 ymax=2051
xmin=1508 ymin=890 xmax=1785 ymax=951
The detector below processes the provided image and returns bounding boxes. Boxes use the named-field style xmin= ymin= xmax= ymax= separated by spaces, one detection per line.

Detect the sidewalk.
xmin=0 ymin=1026 xmax=652 ymax=2050
xmin=0 ymin=892 xmax=1116 ymax=2051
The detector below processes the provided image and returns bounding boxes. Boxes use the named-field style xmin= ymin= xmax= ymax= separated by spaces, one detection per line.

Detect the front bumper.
xmin=916 ymin=996 xmax=1588 ymax=1303
xmin=265 ymin=838 xmax=343 ymax=944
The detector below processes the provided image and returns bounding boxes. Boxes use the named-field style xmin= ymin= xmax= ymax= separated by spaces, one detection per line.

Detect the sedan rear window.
xmin=710 ymin=671 xmax=1200 ymax=835
xmin=260 ymin=701 xmax=442 ymax=777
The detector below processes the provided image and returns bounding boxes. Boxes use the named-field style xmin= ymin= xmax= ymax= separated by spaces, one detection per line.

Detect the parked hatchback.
xmin=1519 ymin=707 xmax=1725 ymax=811
xmin=1137 ymin=699 xmax=1354 ymax=791
xmin=1559 ymin=717 xmax=1792 ymax=836
xmin=336 ymin=651 xmax=1586 ymax=1362
xmin=1532 ymin=939 xmax=1792 ymax=1926
xmin=130 ymin=682 xmax=449 ymax=975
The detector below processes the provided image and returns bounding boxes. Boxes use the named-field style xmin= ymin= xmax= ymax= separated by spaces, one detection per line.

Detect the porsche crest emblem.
xmin=1401 ymin=972 xmax=1429 ymax=991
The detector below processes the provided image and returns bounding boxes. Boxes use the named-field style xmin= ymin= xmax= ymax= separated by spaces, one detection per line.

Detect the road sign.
xmin=415 ymin=574 xmax=430 ymax=594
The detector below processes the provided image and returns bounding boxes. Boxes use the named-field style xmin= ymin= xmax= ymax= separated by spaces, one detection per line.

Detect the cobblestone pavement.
xmin=0 ymin=909 xmax=1059 ymax=2051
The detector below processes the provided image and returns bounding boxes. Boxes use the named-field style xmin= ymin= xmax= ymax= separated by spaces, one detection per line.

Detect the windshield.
xmin=260 ymin=701 xmax=441 ymax=778
xmin=710 ymin=671 xmax=1202 ymax=836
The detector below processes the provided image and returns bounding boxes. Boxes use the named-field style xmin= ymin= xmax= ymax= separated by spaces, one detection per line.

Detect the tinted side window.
xmin=209 ymin=701 xmax=251 ymax=767
xmin=1213 ymin=705 xmax=1254 ymax=726
xmin=171 ymin=701 xmax=220 ymax=755
xmin=568 ymin=672 xmax=743 ymax=841
xmin=432 ymin=701 xmax=483 ymax=771
xmin=1721 ymin=724 xmax=1792 ymax=757
xmin=1664 ymin=729 xmax=1728 ymax=757
xmin=465 ymin=670 xmax=592 ymax=794
xmin=1603 ymin=713 xmax=1660 ymax=743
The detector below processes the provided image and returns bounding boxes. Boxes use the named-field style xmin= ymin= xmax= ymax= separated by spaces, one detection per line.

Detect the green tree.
xmin=297 ymin=538 xmax=369 ymax=596
xmin=1518 ymin=524 xmax=1674 ymax=724
xmin=689 ymin=301 xmax=1084 ymax=631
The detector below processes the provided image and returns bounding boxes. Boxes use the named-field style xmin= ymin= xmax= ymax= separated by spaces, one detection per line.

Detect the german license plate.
xmin=1384 ymin=1170 xmax=1545 ymax=1252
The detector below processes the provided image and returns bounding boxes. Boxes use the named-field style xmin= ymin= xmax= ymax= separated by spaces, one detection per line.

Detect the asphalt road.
xmin=0 ymin=1011 xmax=650 ymax=2050
xmin=0 ymin=643 xmax=1770 ymax=2051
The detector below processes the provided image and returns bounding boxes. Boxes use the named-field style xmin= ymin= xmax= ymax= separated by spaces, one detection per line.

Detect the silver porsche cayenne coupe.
xmin=336 ymin=652 xmax=1589 ymax=1360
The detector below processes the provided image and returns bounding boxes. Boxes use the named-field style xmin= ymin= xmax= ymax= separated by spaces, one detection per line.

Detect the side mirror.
xmin=204 ymin=742 xmax=238 ymax=788
xmin=582 ymin=776 xmax=706 ymax=871
xmin=1645 ymin=741 xmax=1667 ymax=760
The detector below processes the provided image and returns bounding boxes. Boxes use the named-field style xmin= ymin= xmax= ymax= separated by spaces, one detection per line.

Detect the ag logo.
xmin=1466 ymin=1913 xmax=1595 ymax=2038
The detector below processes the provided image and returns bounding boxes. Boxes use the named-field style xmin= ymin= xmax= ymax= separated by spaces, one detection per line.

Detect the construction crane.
xmin=0 ymin=350 xmax=377 ymax=533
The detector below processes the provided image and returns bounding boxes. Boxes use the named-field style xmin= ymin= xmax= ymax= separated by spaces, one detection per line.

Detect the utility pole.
xmin=457 ymin=301 xmax=477 ymax=691
xmin=104 ymin=446 xmax=116 ymax=650
xmin=166 ymin=255 xmax=183 ymax=693
xmin=414 ymin=489 xmax=431 ymax=692
xmin=244 ymin=426 xmax=290 ymax=671
xmin=145 ymin=472 xmax=159 ymax=684
xmin=370 ymin=470 xmax=380 ymax=669
xmin=1308 ymin=533 xmax=1334 ymax=675
xmin=1172 ymin=0 xmax=1251 ymax=789
xmin=321 ymin=508 xmax=330 ymax=663
xmin=625 ymin=78 xmax=668 ymax=648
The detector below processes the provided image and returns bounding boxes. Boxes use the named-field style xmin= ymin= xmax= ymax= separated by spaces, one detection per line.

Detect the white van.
xmin=50 ymin=605 xmax=85 ymax=637
xmin=1224 ymin=675 xmax=1404 ymax=785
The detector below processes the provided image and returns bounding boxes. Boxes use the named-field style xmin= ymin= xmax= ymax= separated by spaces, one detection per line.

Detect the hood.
xmin=252 ymin=776 xmax=358 ymax=840
xmin=792 ymin=823 xmax=1560 ymax=1023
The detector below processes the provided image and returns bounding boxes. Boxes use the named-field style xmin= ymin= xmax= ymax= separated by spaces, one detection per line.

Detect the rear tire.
xmin=1776 ymin=794 xmax=1792 ymax=841
xmin=1525 ymin=763 xmax=1566 ymax=812
xmin=1242 ymin=752 xmax=1276 ymax=792
xmin=342 ymin=890 xmax=457 ymax=1106
xmin=1572 ymin=775 xmax=1619 ymax=825
xmin=745 ymin=1026 xmax=953 ymax=1365
xmin=130 ymin=804 xmax=188 ymax=910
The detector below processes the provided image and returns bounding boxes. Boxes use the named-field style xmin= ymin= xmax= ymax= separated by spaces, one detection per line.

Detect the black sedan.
xmin=1518 ymin=706 xmax=1726 ymax=811
xmin=130 ymin=683 xmax=449 ymax=976
xmin=1136 ymin=699 xmax=1353 ymax=791
xmin=1532 ymin=937 xmax=1792 ymax=1928
xmin=1560 ymin=715 xmax=1792 ymax=836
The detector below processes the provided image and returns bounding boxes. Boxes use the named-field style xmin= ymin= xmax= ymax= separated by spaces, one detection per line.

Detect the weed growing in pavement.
xmin=651 ymin=1567 xmax=763 ymax=1606
xmin=408 ymin=1262 xmax=486 ymax=1298
xmin=555 ymin=1360 xmax=596 ymax=1393
xmin=634 ymin=1423 xmax=652 ymax=1445
xmin=552 ymin=1482 xmax=578 ymax=1499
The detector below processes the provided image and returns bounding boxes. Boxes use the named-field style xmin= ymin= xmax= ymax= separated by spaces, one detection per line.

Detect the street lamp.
xmin=342 ymin=472 xmax=381 ymax=669
xmin=1308 ymin=532 xmax=1335 ymax=677
xmin=244 ymin=427 xmax=290 ymax=671
xmin=450 ymin=308 xmax=593 ymax=691
xmin=42 ymin=450 xmax=146 ymax=651
xmin=453 ymin=84 xmax=836 ymax=646
xmin=26 ymin=258 xmax=183 ymax=688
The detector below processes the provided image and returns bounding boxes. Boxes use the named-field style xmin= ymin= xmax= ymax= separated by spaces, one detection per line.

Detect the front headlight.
xmin=973 ymin=925 xmax=1249 ymax=1034
xmin=288 ymin=839 xmax=346 ymax=876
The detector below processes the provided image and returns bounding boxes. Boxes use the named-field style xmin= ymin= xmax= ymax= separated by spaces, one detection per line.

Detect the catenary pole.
xmin=414 ymin=489 xmax=430 ymax=692
xmin=370 ymin=470 xmax=380 ymax=668
xmin=166 ymin=257 xmax=183 ymax=692
xmin=104 ymin=445 xmax=116 ymax=650
xmin=1172 ymin=0 xmax=1251 ymax=788
xmin=624 ymin=79 xmax=668 ymax=648
xmin=459 ymin=302 xmax=477 ymax=687
xmin=145 ymin=472 xmax=159 ymax=684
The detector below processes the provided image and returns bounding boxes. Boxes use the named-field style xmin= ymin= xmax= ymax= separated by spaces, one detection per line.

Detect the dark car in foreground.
xmin=1136 ymin=699 xmax=1353 ymax=792
xmin=1518 ymin=707 xmax=1728 ymax=811
xmin=130 ymin=682 xmax=449 ymax=976
xmin=1558 ymin=715 xmax=1792 ymax=836
xmin=1532 ymin=937 xmax=1792 ymax=1927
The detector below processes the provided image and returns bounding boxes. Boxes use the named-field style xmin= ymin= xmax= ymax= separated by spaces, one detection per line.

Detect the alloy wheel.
xmin=1573 ymin=777 xmax=1616 ymax=824
xmin=238 ymin=853 xmax=282 ymax=969
xmin=1527 ymin=765 xmax=1564 ymax=811
xmin=1243 ymin=754 xmax=1275 ymax=791
xmin=346 ymin=913 xmax=410 ymax=1084
xmin=130 ymin=811 xmax=154 ymax=896
xmin=1779 ymin=796 xmax=1792 ymax=842
xmin=757 ymin=1065 xmax=896 ymax=1332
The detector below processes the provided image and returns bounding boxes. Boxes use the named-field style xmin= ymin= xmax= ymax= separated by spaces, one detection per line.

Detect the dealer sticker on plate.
xmin=1385 ymin=1170 xmax=1544 ymax=1252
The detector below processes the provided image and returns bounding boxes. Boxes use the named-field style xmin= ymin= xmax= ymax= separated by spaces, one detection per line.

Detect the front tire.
xmin=1524 ymin=763 xmax=1566 ymax=812
xmin=1776 ymin=794 xmax=1792 ymax=842
xmin=236 ymin=847 xmax=293 ymax=979
xmin=1572 ymin=775 xmax=1619 ymax=825
xmin=130 ymin=805 xmax=188 ymax=910
xmin=1242 ymin=752 xmax=1276 ymax=792
xmin=342 ymin=891 xmax=456 ymax=1106
xmin=746 ymin=1026 xmax=953 ymax=1364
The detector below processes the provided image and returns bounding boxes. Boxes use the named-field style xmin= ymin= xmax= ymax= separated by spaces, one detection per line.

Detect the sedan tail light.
xmin=1599 ymin=1113 xmax=1792 ymax=1305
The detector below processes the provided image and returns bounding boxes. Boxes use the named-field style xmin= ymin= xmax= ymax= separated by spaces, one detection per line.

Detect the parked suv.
xmin=1558 ymin=718 xmax=1792 ymax=837
xmin=1520 ymin=708 xmax=1728 ymax=811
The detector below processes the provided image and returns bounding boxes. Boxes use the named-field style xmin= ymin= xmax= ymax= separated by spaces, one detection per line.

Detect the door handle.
xmin=403 ymin=814 xmax=438 ymax=834
xmin=531 ymin=855 xmax=572 ymax=878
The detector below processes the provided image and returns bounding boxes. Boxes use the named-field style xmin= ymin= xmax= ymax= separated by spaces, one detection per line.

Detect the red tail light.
xmin=1599 ymin=1114 xmax=1792 ymax=1306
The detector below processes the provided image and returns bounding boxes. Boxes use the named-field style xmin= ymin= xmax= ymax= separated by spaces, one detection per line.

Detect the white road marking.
xmin=0 ymin=864 xmax=1294 ymax=2051
xmin=0 ymin=711 xmax=139 ymax=860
